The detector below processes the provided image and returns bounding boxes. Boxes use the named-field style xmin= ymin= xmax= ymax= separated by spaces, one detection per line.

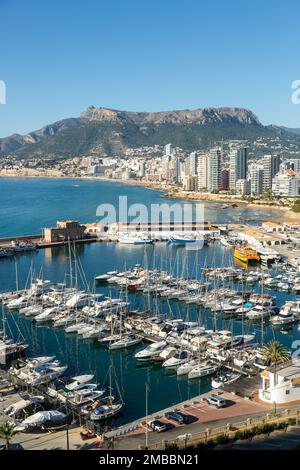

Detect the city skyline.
xmin=1 ymin=0 xmax=300 ymax=137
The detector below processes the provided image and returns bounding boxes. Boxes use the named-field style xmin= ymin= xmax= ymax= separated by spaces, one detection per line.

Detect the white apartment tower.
xmin=197 ymin=154 xmax=209 ymax=190
xmin=164 ymin=143 xmax=172 ymax=156
xmin=229 ymin=146 xmax=248 ymax=191
xmin=208 ymin=147 xmax=221 ymax=191
xmin=248 ymin=164 xmax=264 ymax=195
xmin=262 ymin=154 xmax=281 ymax=192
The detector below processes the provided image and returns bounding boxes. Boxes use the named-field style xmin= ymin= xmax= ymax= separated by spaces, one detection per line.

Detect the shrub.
xmin=215 ymin=434 xmax=231 ymax=445
xmin=206 ymin=439 xmax=216 ymax=448
xmin=234 ymin=430 xmax=254 ymax=440
xmin=195 ymin=442 xmax=209 ymax=451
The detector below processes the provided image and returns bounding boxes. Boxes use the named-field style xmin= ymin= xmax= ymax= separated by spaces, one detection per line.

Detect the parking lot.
xmin=111 ymin=391 xmax=271 ymax=450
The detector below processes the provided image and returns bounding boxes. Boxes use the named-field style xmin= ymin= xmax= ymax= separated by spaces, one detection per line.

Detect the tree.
xmin=261 ymin=340 xmax=290 ymax=384
xmin=0 ymin=422 xmax=18 ymax=450
xmin=291 ymin=198 xmax=300 ymax=213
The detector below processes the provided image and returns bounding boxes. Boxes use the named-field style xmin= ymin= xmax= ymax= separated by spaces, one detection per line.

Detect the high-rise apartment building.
xmin=261 ymin=154 xmax=281 ymax=192
xmin=208 ymin=147 xmax=221 ymax=191
xmin=197 ymin=154 xmax=209 ymax=190
xmin=229 ymin=147 xmax=248 ymax=191
xmin=248 ymin=163 xmax=264 ymax=195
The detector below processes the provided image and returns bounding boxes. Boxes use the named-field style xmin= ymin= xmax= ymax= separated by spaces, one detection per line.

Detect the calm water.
xmin=0 ymin=178 xmax=294 ymax=426
xmin=0 ymin=177 xmax=282 ymax=237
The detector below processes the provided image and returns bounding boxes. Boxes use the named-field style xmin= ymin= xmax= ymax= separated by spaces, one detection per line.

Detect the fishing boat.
xmin=234 ymin=246 xmax=260 ymax=265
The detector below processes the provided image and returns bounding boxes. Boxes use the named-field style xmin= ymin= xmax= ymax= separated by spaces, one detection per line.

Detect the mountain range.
xmin=1 ymin=106 xmax=299 ymax=159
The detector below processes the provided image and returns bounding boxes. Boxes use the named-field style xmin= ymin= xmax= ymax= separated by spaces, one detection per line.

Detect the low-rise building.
xmin=259 ymin=360 xmax=300 ymax=404
xmin=108 ymin=221 xmax=220 ymax=237
xmin=238 ymin=228 xmax=285 ymax=247
xmin=272 ymin=169 xmax=300 ymax=196
xmin=44 ymin=220 xmax=86 ymax=242
xmin=262 ymin=221 xmax=285 ymax=233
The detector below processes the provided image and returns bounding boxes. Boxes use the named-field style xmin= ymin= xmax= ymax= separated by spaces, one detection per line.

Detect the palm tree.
xmin=0 ymin=421 xmax=18 ymax=450
xmin=261 ymin=340 xmax=290 ymax=385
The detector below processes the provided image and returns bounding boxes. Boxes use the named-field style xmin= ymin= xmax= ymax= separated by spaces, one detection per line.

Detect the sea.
xmin=0 ymin=177 xmax=297 ymax=427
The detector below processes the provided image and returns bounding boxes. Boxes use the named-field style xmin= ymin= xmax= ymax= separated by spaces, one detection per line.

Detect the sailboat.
xmin=0 ymin=303 xmax=28 ymax=363
xmin=84 ymin=365 xmax=124 ymax=421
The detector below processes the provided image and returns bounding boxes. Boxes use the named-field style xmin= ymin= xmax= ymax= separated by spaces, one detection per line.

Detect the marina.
xmin=0 ymin=178 xmax=299 ymax=448
xmin=0 ymin=239 xmax=300 ymax=432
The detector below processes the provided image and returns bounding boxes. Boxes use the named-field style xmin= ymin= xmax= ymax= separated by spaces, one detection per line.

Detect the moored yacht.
xmin=134 ymin=341 xmax=167 ymax=361
xmin=188 ymin=361 xmax=220 ymax=380
xmin=162 ymin=350 xmax=190 ymax=369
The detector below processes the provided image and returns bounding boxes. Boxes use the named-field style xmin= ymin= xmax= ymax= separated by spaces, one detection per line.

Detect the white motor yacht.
xmin=68 ymin=388 xmax=105 ymax=405
xmin=65 ymin=322 xmax=87 ymax=333
xmin=7 ymin=296 xmax=28 ymax=309
xmin=34 ymin=307 xmax=60 ymax=323
xmin=64 ymin=374 xmax=95 ymax=392
xmin=152 ymin=346 xmax=177 ymax=363
xmin=270 ymin=307 xmax=299 ymax=326
xmin=134 ymin=341 xmax=167 ymax=361
xmin=246 ymin=305 xmax=274 ymax=320
xmin=108 ymin=334 xmax=142 ymax=350
xmin=188 ymin=361 xmax=220 ymax=380
xmin=163 ymin=350 xmax=190 ymax=369
xmin=211 ymin=372 xmax=241 ymax=389
xmin=176 ymin=358 xmax=199 ymax=376
xmin=23 ymin=363 xmax=68 ymax=386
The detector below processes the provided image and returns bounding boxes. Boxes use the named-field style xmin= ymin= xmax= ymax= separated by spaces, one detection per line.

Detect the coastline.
xmin=0 ymin=171 xmax=290 ymax=219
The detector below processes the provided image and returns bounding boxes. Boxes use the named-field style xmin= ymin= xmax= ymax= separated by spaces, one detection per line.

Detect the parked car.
xmin=164 ymin=411 xmax=185 ymax=424
xmin=206 ymin=395 xmax=227 ymax=408
xmin=165 ymin=411 xmax=197 ymax=424
xmin=148 ymin=420 xmax=168 ymax=432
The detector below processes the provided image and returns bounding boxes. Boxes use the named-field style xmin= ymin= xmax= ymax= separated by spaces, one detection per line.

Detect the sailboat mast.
xmin=2 ymin=302 xmax=6 ymax=339
xmin=68 ymin=237 xmax=73 ymax=288
xmin=15 ymin=259 xmax=19 ymax=291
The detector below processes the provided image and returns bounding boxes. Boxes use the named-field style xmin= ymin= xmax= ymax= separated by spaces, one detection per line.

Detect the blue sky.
xmin=0 ymin=0 xmax=300 ymax=137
